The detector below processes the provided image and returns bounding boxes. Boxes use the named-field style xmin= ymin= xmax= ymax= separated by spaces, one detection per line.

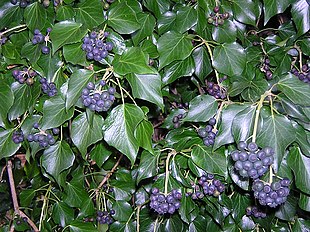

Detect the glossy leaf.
xmin=134 ymin=120 xmax=154 ymax=153
xmin=175 ymin=5 xmax=197 ymax=33
xmin=132 ymin=13 xmax=156 ymax=45
xmin=52 ymin=201 xmax=75 ymax=228
xmin=0 ymin=129 xmax=21 ymax=159
xmin=24 ymin=2 xmax=46 ymax=31
xmin=192 ymin=46 xmax=212 ymax=82
xmin=112 ymin=200 xmax=133 ymax=222
xmin=89 ymin=143 xmax=112 ymax=167
xmin=299 ymin=193 xmax=310 ymax=212
xmin=102 ymin=104 xmax=144 ymax=164
xmin=0 ymin=82 xmax=14 ymax=128
xmin=232 ymin=0 xmax=259 ymax=26
xmin=136 ymin=150 xmax=159 ymax=184
xmin=75 ymin=0 xmax=104 ymax=28
xmin=291 ymin=0 xmax=310 ymax=36
xmin=69 ymin=221 xmax=96 ymax=232
xmin=263 ymin=0 xmax=293 ymax=24
xmin=64 ymin=182 xmax=90 ymax=207
xmin=63 ymin=43 xmax=88 ymax=66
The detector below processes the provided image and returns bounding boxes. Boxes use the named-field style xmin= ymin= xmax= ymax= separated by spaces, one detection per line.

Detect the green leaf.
xmin=232 ymin=0 xmax=259 ymax=26
xmin=166 ymin=128 xmax=202 ymax=151
xmin=291 ymin=0 xmax=310 ymax=35
xmin=0 ymin=82 xmax=14 ymax=128
xmin=162 ymin=56 xmax=195 ymax=85
xmin=192 ymin=46 xmax=212 ymax=82
xmin=214 ymin=104 xmax=248 ymax=150
xmin=287 ymin=146 xmax=310 ymax=194
xmin=232 ymin=105 xmax=256 ymax=142
xmin=179 ymin=192 xmax=198 ymax=223
xmin=113 ymin=47 xmax=156 ymax=75
xmin=24 ymin=2 xmax=46 ymax=31
xmin=50 ymin=21 xmax=87 ymax=54
xmin=75 ymin=0 xmax=104 ymax=28
xmin=19 ymin=189 xmax=35 ymax=207
xmin=37 ymin=52 xmax=62 ymax=82
xmin=143 ymin=0 xmax=170 ymax=19
xmin=275 ymin=195 xmax=298 ymax=221
xmin=69 ymin=220 xmax=96 ymax=232
xmin=158 ymin=11 xmax=177 ymax=35
xmin=66 ymin=69 xmax=94 ymax=110
xmin=263 ymin=0 xmax=293 ymax=24
xmin=231 ymin=192 xmax=251 ymax=222
xmin=278 ymin=74 xmax=310 ymax=106
xmin=112 ymin=200 xmax=133 ymax=222
xmin=189 ymin=215 xmax=208 ymax=232
xmin=126 ymin=73 xmax=164 ymax=109
xmin=183 ymin=95 xmax=217 ymax=122
xmin=175 ymin=6 xmax=197 ymax=33
xmin=134 ymin=120 xmax=154 ymax=153
xmin=256 ymin=113 xmax=296 ymax=172
xmin=191 ymin=145 xmax=227 ymax=177
xmin=41 ymin=141 xmax=75 ymax=181
xmin=292 ymin=218 xmax=310 ymax=232
xmin=64 ymin=182 xmax=90 ymax=207
xmin=41 ymin=95 xmax=74 ymax=130
xmin=52 ymin=201 xmax=75 ymax=228
xmin=8 ymin=82 xmax=41 ymax=121
xmin=89 ymin=143 xmax=112 ymax=167
xmin=157 ymin=31 xmax=193 ymax=70
xmin=21 ymin=42 xmax=42 ymax=64
xmin=0 ymin=5 xmax=23 ymax=30
xmin=56 ymin=5 xmax=75 ymax=21
xmin=299 ymin=193 xmax=310 ymax=212
xmin=212 ymin=20 xmax=237 ymax=43
xmin=213 ymin=42 xmax=246 ymax=76
xmin=102 ymin=104 xmax=144 ymax=164
xmin=136 ymin=150 xmax=159 ymax=184
xmin=63 ymin=43 xmax=88 ymax=66
xmin=132 ymin=13 xmax=156 ymax=45
xmin=163 ymin=214 xmax=185 ymax=231
xmin=229 ymin=166 xmax=250 ymax=190
xmin=107 ymin=1 xmax=140 ymax=34
xmin=71 ymin=112 xmax=104 ymax=156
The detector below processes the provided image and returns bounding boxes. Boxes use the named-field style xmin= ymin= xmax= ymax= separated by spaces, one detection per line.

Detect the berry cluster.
xmin=291 ymin=64 xmax=310 ymax=84
xmin=149 ymin=188 xmax=182 ymax=215
xmin=12 ymin=130 xmax=24 ymax=144
xmin=81 ymin=81 xmax=116 ymax=112
xmin=197 ymin=117 xmax=217 ymax=147
xmin=172 ymin=101 xmax=189 ymax=109
xmin=231 ymin=141 xmax=274 ymax=179
xmin=205 ymin=81 xmax=227 ymax=99
xmin=207 ymin=6 xmax=230 ymax=26
xmin=40 ymin=78 xmax=58 ymax=97
xmin=252 ymin=178 xmax=290 ymax=208
xmin=12 ymin=68 xmax=37 ymax=85
xmin=190 ymin=173 xmax=225 ymax=199
xmin=96 ymin=210 xmax=115 ymax=225
xmin=27 ymin=123 xmax=59 ymax=148
xmin=10 ymin=0 xmax=30 ymax=8
xmin=32 ymin=28 xmax=52 ymax=55
xmin=172 ymin=113 xmax=185 ymax=128
xmin=245 ymin=206 xmax=267 ymax=219
xmin=261 ymin=58 xmax=273 ymax=80
xmin=81 ymin=31 xmax=113 ymax=61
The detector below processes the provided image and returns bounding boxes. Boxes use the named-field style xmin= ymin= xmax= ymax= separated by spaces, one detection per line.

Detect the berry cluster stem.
xmin=0 ymin=24 xmax=27 ymax=38
xmin=164 ymin=150 xmax=176 ymax=196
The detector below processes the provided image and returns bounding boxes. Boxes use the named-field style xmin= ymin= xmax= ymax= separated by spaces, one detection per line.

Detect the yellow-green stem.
xmin=164 ymin=151 xmax=176 ymax=196
xmin=252 ymin=91 xmax=269 ymax=143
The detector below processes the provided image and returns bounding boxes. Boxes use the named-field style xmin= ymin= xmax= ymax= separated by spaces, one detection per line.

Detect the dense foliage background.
xmin=0 ymin=0 xmax=309 ymax=231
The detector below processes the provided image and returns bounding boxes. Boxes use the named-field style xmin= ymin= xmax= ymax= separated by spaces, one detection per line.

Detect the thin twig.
xmin=97 ymin=155 xmax=123 ymax=189
xmin=7 ymin=160 xmax=39 ymax=232
xmin=0 ymin=165 xmax=7 ymax=181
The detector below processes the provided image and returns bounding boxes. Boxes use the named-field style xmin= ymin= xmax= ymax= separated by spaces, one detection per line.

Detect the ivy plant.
xmin=0 ymin=0 xmax=309 ymax=231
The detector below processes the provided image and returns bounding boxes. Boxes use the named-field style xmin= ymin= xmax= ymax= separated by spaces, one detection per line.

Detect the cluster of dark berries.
xmin=81 ymin=31 xmax=113 ymax=61
xmin=10 ymin=0 xmax=31 ymax=8
xmin=32 ymin=28 xmax=52 ymax=55
xmin=231 ymin=141 xmax=274 ymax=179
xmin=252 ymin=178 xmax=290 ymax=208
xmin=15 ymin=216 xmax=28 ymax=226
xmin=81 ymin=81 xmax=116 ymax=112
xmin=27 ymin=122 xmax=59 ymax=148
xmin=291 ymin=64 xmax=310 ymax=84
xmin=207 ymin=6 xmax=230 ymax=26
xmin=40 ymin=78 xmax=57 ymax=97
xmin=172 ymin=113 xmax=185 ymax=128
xmin=149 ymin=188 xmax=182 ymax=215
xmin=205 ymin=81 xmax=227 ymax=99
xmin=245 ymin=206 xmax=267 ymax=219
xmin=172 ymin=102 xmax=189 ymax=109
xmin=12 ymin=68 xmax=37 ymax=85
xmin=261 ymin=58 xmax=273 ymax=80
xmin=190 ymin=173 xmax=225 ymax=199
xmin=12 ymin=130 xmax=24 ymax=144
xmin=95 ymin=210 xmax=115 ymax=225
xmin=0 ymin=36 xmax=7 ymax=45
xmin=197 ymin=117 xmax=217 ymax=146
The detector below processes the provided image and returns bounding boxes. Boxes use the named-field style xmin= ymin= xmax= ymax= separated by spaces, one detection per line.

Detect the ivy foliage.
xmin=0 ymin=0 xmax=309 ymax=231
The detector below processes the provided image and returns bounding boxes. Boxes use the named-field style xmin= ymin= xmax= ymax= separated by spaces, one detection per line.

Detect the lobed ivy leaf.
xmin=287 ymin=146 xmax=310 ymax=195
xmin=191 ymin=145 xmax=227 ymax=177
xmin=56 ymin=5 xmax=75 ymax=21
xmin=292 ymin=218 xmax=310 ymax=232
xmin=112 ymin=200 xmax=133 ymax=222
xmin=134 ymin=119 xmax=154 ymax=153
xmin=179 ymin=191 xmax=198 ymax=223
xmin=291 ymin=0 xmax=310 ymax=36
xmin=232 ymin=0 xmax=260 ymax=26
xmin=157 ymin=31 xmax=193 ymax=70
xmin=41 ymin=94 xmax=74 ymax=130
xmin=158 ymin=11 xmax=177 ymax=35
xmin=107 ymin=1 xmax=140 ymax=34
xmin=183 ymin=95 xmax=218 ymax=122
xmin=299 ymin=193 xmax=310 ymax=212
xmin=113 ymin=47 xmax=156 ymax=75
xmin=64 ymin=181 xmax=90 ymax=208
xmin=69 ymin=221 xmax=96 ymax=232
xmin=0 ymin=5 xmax=23 ymax=30
xmin=89 ymin=143 xmax=112 ymax=168
xmin=50 ymin=21 xmax=87 ymax=54
xmin=213 ymin=42 xmax=246 ymax=76
xmin=75 ymin=0 xmax=104 ymax=28
xmin=63 ymin=43 xmax=88 ymax=66
xmin=231 ymin=192 xmax=252 ymax=222
xmin=126 ymin=73 xmax=164 ymax=109
xmin=24 ymin=2 xmax=46 ymax=31
xmin=41 ymin=141 xmax=75 ymax=182
xmin=0 ymin=129 xmax=21 ymax=159
xmin=71 ymin=112 xmax=104 ymax=157
xmin=132 ymin=13 xmax=156 ymax=46
xmin=192 ymin=46 xmax=212 ymax=82
xmin=20 ymin=42 xmax=42 ymax=64
xmin=102 ymin=104 xmax=144 ymax=165
xmin=275 ymin=195 xmax=298 ymax=221
xmin=175 ymin=5 xmax=197 ymax=33
xmin=212 ymin=20 xmax=237 ymax=43
xmin=263 ymin=0 xmax=292 ymax=25
xmin=0 ymin=82 xmax=14 ymax=128
xmin=136 ymin=150 xmax=159 ymax=184
xmin=52 ymin=201 xmax=75 ymax=228
xmin=256 ymin=113 xmax=296 ymax=172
